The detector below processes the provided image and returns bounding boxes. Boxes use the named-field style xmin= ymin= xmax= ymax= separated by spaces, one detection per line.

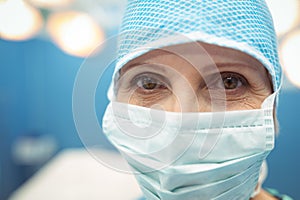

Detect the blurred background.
xmin=0 ymin=0 xmax=300 ymax=199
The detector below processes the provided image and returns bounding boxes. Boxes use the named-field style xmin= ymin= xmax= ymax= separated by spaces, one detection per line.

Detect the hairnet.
xmin=108 ymin=0 xmax=281 ymax=99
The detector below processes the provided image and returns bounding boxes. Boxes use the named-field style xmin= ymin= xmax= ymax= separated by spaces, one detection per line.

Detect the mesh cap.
xmin=110 ymin=0 xmax=281 ymax=98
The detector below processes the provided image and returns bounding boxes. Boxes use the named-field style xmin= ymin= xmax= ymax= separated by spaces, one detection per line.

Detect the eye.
xmin=134 ymin=75 xmax=168 ymax=91
xmin=221 ymin=73 xmax=245 ymax=90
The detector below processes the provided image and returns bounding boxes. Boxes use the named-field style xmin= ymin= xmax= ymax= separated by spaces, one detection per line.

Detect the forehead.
xmin=120 ymin=42 xmax=266 ymax=75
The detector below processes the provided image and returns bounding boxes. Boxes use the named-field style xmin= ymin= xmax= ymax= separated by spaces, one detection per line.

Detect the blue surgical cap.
xmin=109 ymin=0 xmax=282 ymax=99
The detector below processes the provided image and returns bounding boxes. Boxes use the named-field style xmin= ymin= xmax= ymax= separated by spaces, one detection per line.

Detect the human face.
xmin=116 ymin=42 xmax=272 ymax=112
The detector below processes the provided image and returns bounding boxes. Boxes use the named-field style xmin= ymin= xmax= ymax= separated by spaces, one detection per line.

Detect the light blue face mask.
xmin=102 ymin=93 xmax=276 ymax=200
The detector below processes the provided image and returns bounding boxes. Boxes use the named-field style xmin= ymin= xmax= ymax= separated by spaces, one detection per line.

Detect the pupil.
xmin=143 ymin=78 xmax=157 ymax=89
xmin=224 ymin=77 xmax=238 ymax=89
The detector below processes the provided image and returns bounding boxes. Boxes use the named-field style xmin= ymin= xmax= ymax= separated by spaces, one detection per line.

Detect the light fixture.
xmin=26 ymin=0 xmax=74 ymax=9
xmin=266 ymin=0 xmax=300 ymax=36
xmin=280 ymin=29 xmax=300 ymax=88
xmin=47 ymin=11 xmax=105 ymax=57
xmin=0 ymin=0 xmax=43 ymax=41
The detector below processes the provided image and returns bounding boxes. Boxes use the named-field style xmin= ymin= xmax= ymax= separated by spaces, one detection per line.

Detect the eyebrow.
xmin=217 ymin=61 xmax=262 ymax=70
xmin=120 ymin=60 xmax=265 ymax=79
xmin=120 ymin=62 xmax=169 ymax=75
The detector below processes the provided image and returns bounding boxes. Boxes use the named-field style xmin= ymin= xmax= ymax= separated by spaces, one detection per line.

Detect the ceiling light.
xmin=266 ymin=0 xmax=300 ymax=36
xmin=280 ymin=29 xmax=300 ymax=88
xmin=0 ymin=0 xmax=43 ymax=41
xmin=26 ymin=0 xmax=74 ymax=9
xmin=47 ymin=11 xmax=105 ymax=57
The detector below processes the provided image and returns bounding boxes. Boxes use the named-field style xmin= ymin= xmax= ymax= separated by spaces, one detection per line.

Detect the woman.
xmin=102 ymin=1 xmax=293 ymax=199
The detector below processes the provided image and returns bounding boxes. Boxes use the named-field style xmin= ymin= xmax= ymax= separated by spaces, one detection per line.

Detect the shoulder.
xmin=265 ymin=188 xmax=294 ymax=200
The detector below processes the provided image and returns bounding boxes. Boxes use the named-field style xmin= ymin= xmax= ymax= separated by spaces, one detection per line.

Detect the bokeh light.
xmin=280 ymin=29 xmax=300 ymax=88
xmin=266 ymin=0 xmax=300 ymax=36
xmin=26 ymin=0 xmax=74 ymax=8
xmin=47 ymin=11 xmax=105 ymax=57
xmin=0 ymin=0 xmax=43 ymax=41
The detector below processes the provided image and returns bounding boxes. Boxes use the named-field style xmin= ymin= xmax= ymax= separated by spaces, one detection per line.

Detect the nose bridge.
xmin=171 ymin=84 xmax=200 ymax=112
xmin=161 ymin=54 xmax=210 ymax=112
xmin=166 ymin=67 xmax=203 ymax=112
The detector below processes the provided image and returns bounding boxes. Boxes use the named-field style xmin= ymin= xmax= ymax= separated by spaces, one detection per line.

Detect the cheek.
xmin=118 ymin=90 xmax=214 ymax=112
xmin=129 ymin=95 xmax=176 ymax=111
xmin=117 ymin=90 xmax=267 ymax=112
xmin=225 ymin=93 xmax=270 ymax=110
xmin=116 ymin=89 xmax=132 ymax=104
xmin=117 ymin=88 xmax=173 ymax=108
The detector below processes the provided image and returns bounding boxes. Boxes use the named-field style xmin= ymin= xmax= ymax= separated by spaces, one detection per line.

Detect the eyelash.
xmin=130 ymin=72 xmax=248 ymax=93
xmin=131 ymin=73 xmax=169 ymax=93
xmin=212 ymin=72 xmax=248 ymax=90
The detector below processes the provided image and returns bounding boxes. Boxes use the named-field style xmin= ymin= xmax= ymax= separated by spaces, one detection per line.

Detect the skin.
xmin=116 ymin=42 xmax=277 ymax=200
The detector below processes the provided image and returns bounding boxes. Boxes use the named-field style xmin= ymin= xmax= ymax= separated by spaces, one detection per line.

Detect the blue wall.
xmin=0 ymin=38 xmax=299 ymax=199
xmin=0 ymin=38 xmax=114 ymax=199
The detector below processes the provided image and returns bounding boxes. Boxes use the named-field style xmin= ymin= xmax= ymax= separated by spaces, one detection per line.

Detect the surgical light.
xmin=47 ymin=11 xmax=105 ymax=57
xmin=26 ymin=0 xmax=74 ymax=8
xmin=0 ymin=0 xmax=43 ymax=41
xmin=280 ymin=29 xmax=300 ymax=88
xmin=266 ymin=0 xmax=300 ymax=36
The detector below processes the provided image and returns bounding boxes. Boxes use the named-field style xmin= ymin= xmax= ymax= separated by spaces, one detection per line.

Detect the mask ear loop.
xmin=251 ymin=84 xmax=281 ymax=198
xmin=261 ymin=87 xmax=281 ymax=109
xmin=251 ymin=160 xmax=268 ymax=198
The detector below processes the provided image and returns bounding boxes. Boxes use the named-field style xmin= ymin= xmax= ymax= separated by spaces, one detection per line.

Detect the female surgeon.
xmin=102 ymin=0 xmax=293 ymax=199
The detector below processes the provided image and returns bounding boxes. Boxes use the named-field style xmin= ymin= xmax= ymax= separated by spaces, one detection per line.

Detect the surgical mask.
xmin=102 ymin=93 xmax=276 ymax=200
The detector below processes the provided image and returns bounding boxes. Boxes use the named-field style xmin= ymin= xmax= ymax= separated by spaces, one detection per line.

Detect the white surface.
xmin=9 ymin=148 xmax=142 ymax=200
